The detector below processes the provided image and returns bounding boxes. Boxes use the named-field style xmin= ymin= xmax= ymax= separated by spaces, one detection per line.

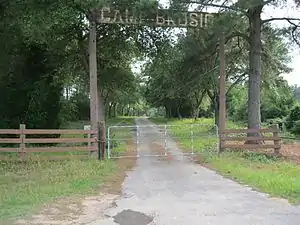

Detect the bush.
xmin=291 ymin=120 xmax=300 ymax=135
xmin=286 ymin=105 xmax=300 ymax=130
xmin=266 ymin=118 xmax=283 ymax=125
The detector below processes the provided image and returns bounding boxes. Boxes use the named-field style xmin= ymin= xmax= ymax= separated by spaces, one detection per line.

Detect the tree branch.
xmin=263 ymin=0 xmax=277 ymax=4
xmin=226 ymin=73 xmax=247 ymax=96
xmin=263 ymin=17 xmax=300 ymax=46
xmin=262 ymin=17 xmax=300 ymax=24
xmin=226 ymin=32 xmax=250 ymax=44
xmin=206 ymin=89 xmax=214 ymax=101
xmin=185 ymin=1 xmax=248 ymax=15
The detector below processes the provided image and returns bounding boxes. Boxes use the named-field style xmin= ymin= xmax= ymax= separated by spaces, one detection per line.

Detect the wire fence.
xmin=107 ymin=124 xmax=219 ymax=159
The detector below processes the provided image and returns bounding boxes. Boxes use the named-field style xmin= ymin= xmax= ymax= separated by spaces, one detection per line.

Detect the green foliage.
xmin=294 ymin=86 xmax=300 ymax=101
xmin=226 ymin=85 xmax=248 ymax=121
xmin=0 ymin=0 xmax=157 ymax=128
xmin=286 ymin=105 xmax=300 ymax=131
xmin=0 ymin=41 xmax=63 ymax=129
xmin=261 ymin=78 xmax=296 ymax=122
xmin=143 ymin=12 xmax=295 ymax=123
xmin=291 ymin=120 xmax=300 ymax=135
xmin=241 ymin=152 xmax=281 ymax=163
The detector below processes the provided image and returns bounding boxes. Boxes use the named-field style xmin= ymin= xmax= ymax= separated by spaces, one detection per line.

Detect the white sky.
xmin=156 ymin=0 xmax=300 ymax=86
xmin=262 ymin=0 xmax=300 ymax=86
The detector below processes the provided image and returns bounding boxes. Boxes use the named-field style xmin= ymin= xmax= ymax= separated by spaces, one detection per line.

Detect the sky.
xmin=156 ymin=0 xmax=300 ymax=86
xmin=262 ymin=0 xmax=300 ymax=86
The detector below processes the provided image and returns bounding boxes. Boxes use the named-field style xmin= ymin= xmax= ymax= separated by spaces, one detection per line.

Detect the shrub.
xmin=291 ymin=120 xmax=300 ymax=135
xmin=286 ymin=105 xmax=300 ymax=130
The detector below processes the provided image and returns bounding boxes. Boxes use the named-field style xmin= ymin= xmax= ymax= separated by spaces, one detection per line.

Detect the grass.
xmin=0 ymin=159 xmax=115 ymax=220
xmin=0 ymin=117 xmax=136 ymax=221
xmin=106 ymin=117 xmax=137 ymax=158
xmin=207 ymin=152 xmax=300 ymax=203
xmin=150 ymin=117 xmax=300 ymax=203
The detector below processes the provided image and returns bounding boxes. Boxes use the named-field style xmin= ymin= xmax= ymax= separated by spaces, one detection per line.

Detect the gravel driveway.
xmin=90 ymin=118 xmax=300 ymax=225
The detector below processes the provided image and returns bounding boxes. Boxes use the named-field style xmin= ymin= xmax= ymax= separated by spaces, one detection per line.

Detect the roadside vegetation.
xmin=1 ymin=0 xmax=300 ymax=221
xmin=0 ymin=117 xmax=135 ymax=221
xmin=151 ymin=117 xmax=300 ymax=203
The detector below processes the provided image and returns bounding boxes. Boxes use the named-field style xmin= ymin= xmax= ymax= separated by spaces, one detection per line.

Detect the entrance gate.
xmin=87 ymin=7 xmax=227 ymax=155
xmin=107 ymin=123 xmax=219 ymax=159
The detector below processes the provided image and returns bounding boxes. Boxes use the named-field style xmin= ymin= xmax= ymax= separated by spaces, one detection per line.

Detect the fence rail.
xmin=0 ymin=124 xmax=98 ymax=160
xmin=220 ymin=126 xmax=281 ymax=154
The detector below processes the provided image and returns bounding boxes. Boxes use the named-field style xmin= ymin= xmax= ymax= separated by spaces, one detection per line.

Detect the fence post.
xmin=107 ymin=126 xmax=111 ymax=159
xmin=273 ymin=124 xmax=280 ymax=155
xmin=97 ymin=121 xmax=106 ymax=160
xmin=97 ymin=122 xmax=101 ymax=160
xmin=20 ymin=124 xmax=26 ymax=161
xmin=97 ymin=121 xmax=105 ymax=160
xmin=84 ymin=125 xmax=91 ymax=149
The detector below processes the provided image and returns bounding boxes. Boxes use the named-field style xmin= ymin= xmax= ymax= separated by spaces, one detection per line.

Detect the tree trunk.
xmin=113 ymin=103 xmax=117 ymax=117
xmin=121 ymin=106 xmax=125 ymax=116
xmin=176 ymin=102 xmax=182 ymax=119
xmin=126 ymin=105 xmax=130 ymax=116
xmin=193 ymin=91 xmax=205 ymax=120
xmin=66 ymin=87 xmax=69 ymax=100
xmin=247 ymin=6 xmax=263 ymax=140
xmin=108 ymin=103 xmax=112 ymax=118
xmin=193 ymin=108 xmax=200 ymax=120
xmin=207 ymin=90 xmax=219 ymax=126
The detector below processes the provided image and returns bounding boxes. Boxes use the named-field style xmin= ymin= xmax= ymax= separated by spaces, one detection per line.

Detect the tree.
xmin=294 ymin=85 xmax=300 ymax=101
xmin=186 ymin=0 xmax=300 ymax=136
xmin=144 ymin=10 xmax=292 ymax=127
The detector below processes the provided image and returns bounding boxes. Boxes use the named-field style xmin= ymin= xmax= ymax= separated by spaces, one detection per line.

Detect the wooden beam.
xmin=89 ymin=21 xmax=99 ymax=135
xmin=222 ymin=136 xmax=281 ymax=141
xmin=222 ymin=144 xmax=280 ymax=149
xmin=92 ymin=7 xmax=216 ymax=28
xmin=26 ymin=146 xmax=97 ymax=153
xmin=25 ymin=138 xmax=97 ymax=144
xmin=222 ymin=128 xmax=278 ymax=134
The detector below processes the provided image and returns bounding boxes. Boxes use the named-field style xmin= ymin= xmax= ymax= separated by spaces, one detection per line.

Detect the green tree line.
xmin=0 ymin=0 xmax=299 ymax=136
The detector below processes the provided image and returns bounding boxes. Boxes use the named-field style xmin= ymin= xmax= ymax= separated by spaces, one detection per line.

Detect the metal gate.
xmin=107 ymin=124 xmax=219 ymax=159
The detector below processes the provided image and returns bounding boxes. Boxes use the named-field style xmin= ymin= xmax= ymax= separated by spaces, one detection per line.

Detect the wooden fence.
xmin=0 ymin=124 xmax=98 ymax=160
xmin=220 ymin=127 xmax=281 ymax=154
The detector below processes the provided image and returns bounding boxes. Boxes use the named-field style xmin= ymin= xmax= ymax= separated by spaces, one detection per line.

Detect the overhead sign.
xmin=92 ymin=7 xmax=214 ymax=28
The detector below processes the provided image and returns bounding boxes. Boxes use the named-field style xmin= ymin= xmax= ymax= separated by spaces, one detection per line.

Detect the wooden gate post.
xmin=218 ymin=33 xmax=226 ymax=152
xmin=89 ymin=13 xmax=99 ymax=155
xmin=273 ymin=124 xmax=281 ymax=155
xmin=98 ymin=121 xmax=106 ymax=160
xmin=89 ymin=16 xmax=99 ymax=132
xmin=19 ymin=124 xmax=26 ymax=161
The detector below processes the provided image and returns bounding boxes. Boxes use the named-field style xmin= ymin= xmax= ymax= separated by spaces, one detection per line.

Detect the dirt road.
xmin=15 ymin=118 xmax=300 ymax=225
xmin=89 ymin=118 xmax=300 ymax=225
